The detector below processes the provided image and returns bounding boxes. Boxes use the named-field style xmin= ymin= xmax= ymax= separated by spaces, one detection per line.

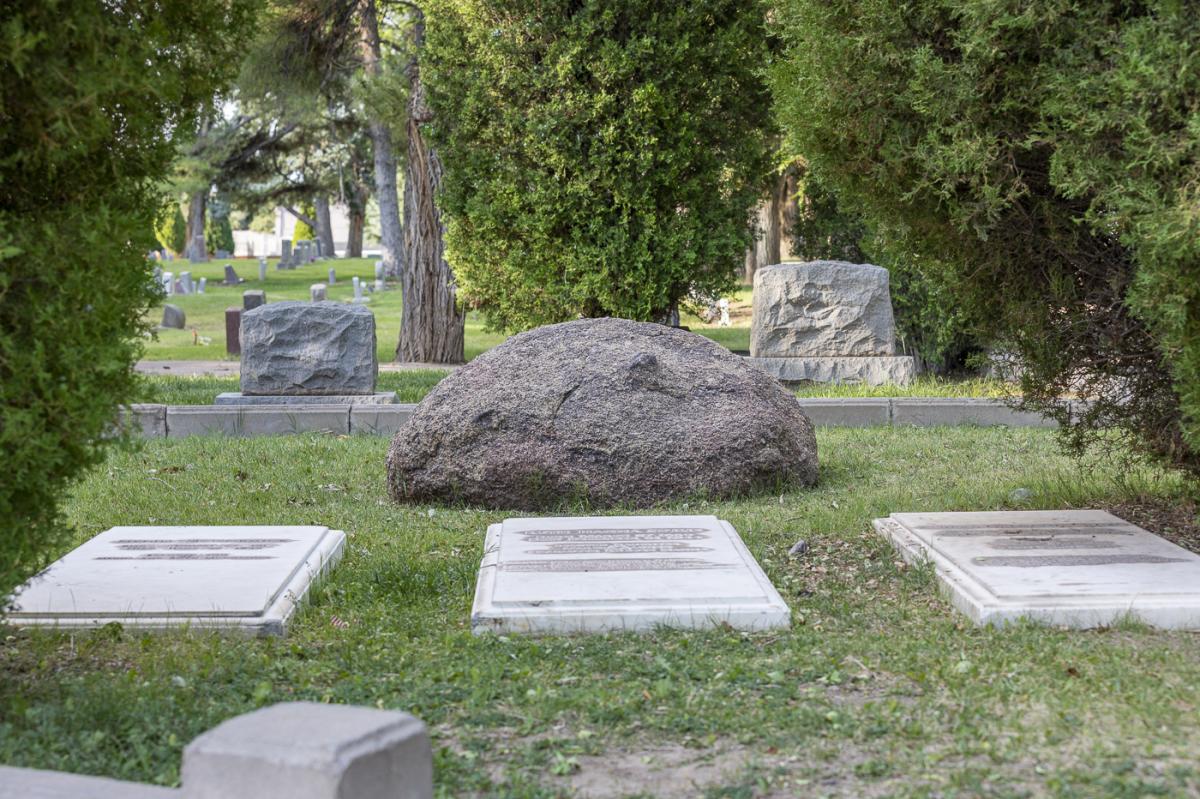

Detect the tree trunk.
xmin=314 ymin=195 xmax=336 ymax=257
xmin=358 ymin=0 xmax=405 ymax=279
xmin=185 ymin=190 xmax=208 ymax=262
xmin=347 ymin=209 xmax=364 ymax=258
xmin=397 ymin=8 xmax=465 ymax=364
xmin=743 ymin=164 xmax=799 ymax=281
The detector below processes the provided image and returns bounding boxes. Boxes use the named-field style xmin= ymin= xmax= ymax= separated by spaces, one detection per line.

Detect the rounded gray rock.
xmin=386 ymin=317 xmax=818 ymax=510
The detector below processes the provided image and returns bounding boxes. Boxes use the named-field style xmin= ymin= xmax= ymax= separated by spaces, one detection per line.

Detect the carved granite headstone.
xmin=218 ymin=302 xmax=394 ymax=405
xmin=749 ymin=261 xmax=916 ymax=385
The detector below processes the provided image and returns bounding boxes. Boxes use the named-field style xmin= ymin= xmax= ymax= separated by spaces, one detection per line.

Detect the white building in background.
xmin=232 ymin=204 xmax=381 ymax=258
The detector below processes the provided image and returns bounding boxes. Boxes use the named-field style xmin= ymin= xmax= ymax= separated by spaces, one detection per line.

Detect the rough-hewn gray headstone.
xmin=241 ymin=302 xmax=377 ymax=396
xmin=160 ymin=304 xmax=186 ymax=329
xmin=751 ymin=261 xmax=896 ymax=357
xmin=243 ymin=290 xmax=266 ymax=311
xmin=387 ymin=317 xmax=818 ymax=509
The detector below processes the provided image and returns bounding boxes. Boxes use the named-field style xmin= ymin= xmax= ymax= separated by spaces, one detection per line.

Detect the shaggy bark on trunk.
xmin=358 ymin=0 xmax=404 ymax=279
xmin=314 ymin=195 xmax=336 ymax=256
xmin=184 ymin=189 xmax=208 ymax=261
xmin=397 ymin=8 xmax=465 ymax=364
xmin=743 ymin=164 xmax=799 ymax=281
xmin=347 ymin=208 xmax=365 ymax=257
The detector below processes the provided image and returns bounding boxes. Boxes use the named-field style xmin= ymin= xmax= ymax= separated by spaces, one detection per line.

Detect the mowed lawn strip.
xmin=2 ymin=428 xmax=1198 ymax=797
xmin=137 ymin=372 xmax=1014 ymax=406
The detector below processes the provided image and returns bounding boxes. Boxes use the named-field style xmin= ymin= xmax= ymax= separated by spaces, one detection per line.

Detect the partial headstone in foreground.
xmin=9 ymin=526 xmax=346 ymax=635
xmin=875 ymin=509 xmax=1200 ymax=629
xmin=471 ymin=515 xmax=790 ymax=634
xmin=748 ymin=261 xmax=915 ymax=386
xmin=159 ymin=303 xmax=186 ymax=329
xmin=243 ymin=289 xmax=266 ymax=311
xmin=225 ymin=307 xmax=242 ymax=355
xmin=222 ymin=264 xmax=245 ymax=286
xmin=216 ymin=301 xmax=395 ymax=405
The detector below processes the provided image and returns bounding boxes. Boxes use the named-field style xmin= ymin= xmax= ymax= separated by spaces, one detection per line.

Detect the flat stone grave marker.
xmin=471 ymin=515 xmax=789 ymax=634
xmin=875 ymin=509 xmax=1200 ymax=629
xmin=10 ymin=526 xmax=345 ymax=635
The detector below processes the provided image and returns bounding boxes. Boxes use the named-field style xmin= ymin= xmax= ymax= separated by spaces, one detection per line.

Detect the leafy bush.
xmin=772 ymin=1 xmax=1200 ymax=472
xmin=155 ymin=201 xmax=187 ymax=254
xmin=790 ymin=168 xmax=982 ymax=373
xmin=206 ymin=213 xmax=235 ymax=255
xmin=423 ymin=0 xmax=775 ymax=330
xmin=0 ymin=0 xmax=256 ymax=602
xmin=292 ymin=204 xmax=316 ymax=243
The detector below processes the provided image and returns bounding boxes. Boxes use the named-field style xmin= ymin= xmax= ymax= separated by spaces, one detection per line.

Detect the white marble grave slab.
xmin=10 ymin=526 xmax=345 ymax=635
xmin=875 ymin=510 xmax=1200 ymax=629
xmin=471 ymin=515 xmax=790 ymax=634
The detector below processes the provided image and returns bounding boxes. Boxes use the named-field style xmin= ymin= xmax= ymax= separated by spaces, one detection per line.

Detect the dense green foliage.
xmin=205 ymin=213 xmax=235 ymax=255
xmin=772 ymin=1 xmax=1200 ymax=472
xmin=790 ymin=168 xmax=981 ymax=373
xmin=423 ymin=0 xmax=775 ymax=329
xmin=0 ymin=0 xmax=256 ymax=602
xmin=292 ymin=204 xmax=316 ymax=243
xmin=155 ymin=201 xmax=187 ymax=255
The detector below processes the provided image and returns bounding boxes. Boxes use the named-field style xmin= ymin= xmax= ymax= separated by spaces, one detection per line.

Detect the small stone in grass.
xmin=1010 ymin=487 xmax=1033 ymax=503
xmin=788 ymin=539 xmax=809 ymax=558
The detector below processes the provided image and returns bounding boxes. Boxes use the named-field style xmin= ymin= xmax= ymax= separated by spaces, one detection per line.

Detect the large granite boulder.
xmin=240 ymin=301 xmax=376 ymax=396
xmin=386 ymin=318 xmax=818 ymax=509
xmin=750 ymin=261 xmax=897 ymax=357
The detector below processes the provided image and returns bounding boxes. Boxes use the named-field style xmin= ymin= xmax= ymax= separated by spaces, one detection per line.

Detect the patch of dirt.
xmin=565 ymin=743 xmax=757 ymax=799
xmin=1108 ymin=496 xmax=1200 ymax=555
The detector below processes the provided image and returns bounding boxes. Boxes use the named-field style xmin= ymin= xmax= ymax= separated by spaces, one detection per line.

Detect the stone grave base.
xmin=875 ymin=510 xmax=1200 ymax=629
xmin=215 ymin=392 xmax=397 ymax=406
xmin=749 ymin=355 xmax=915 ymax=386
xmin=10 ymin=526 xmax=345 ymax=635
xmin=471 ymin=515 xmax=790 ymax=634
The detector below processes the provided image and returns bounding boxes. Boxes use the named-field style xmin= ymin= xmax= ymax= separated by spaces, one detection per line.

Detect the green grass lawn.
xmin=143 ymin=257 xmax=751 ymax=362
xmin=137 ymin=371 xmax=1012 ymax=405
xmin=3 ymin=428 xmax=1198 ymax=797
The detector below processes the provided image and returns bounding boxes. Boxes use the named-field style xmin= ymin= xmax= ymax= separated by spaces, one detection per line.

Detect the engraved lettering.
xmin=973 ymin=554 xmax=1188 ymax=568
xmin=501 ymin=558 xmax=727 ymax=573
xmin=528 ymin=542 xmax=713 ymax=555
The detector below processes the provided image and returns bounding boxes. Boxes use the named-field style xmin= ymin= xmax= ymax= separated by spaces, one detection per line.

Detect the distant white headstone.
xmin=472 ymin=515 xmax=790 ymax=634
xmin=259 ymin=260 xmax=268 ymax=281
xmin=310 ymin=283 xmax=327 ymax=302
xmin=10 ymin=526 xmax=345 ymax=635
xmin=162 ymin=271 xmax=174 ymax=296
xmin=198 ymin=277 xmax=207 ymax=294
xmin=875 ymin=510 xmax=1200 ymax=629
xmin=328 ymin=267 xmax=336 ymax=285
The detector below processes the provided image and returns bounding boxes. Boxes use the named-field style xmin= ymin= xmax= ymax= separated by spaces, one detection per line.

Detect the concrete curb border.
xmin=121 ymin=398 xmax=1069 ymax=439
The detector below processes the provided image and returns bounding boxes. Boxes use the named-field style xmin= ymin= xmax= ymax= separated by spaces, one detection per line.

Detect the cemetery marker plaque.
xmin=10 ymin=526 xmax=345 ymax=635
xmin=875 ymin=510 xmax=1200 ymax=629
xmin=471 ymin=515 xmax=790 ymax=634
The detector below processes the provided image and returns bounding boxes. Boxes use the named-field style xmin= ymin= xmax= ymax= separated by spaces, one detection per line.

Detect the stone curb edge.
xmin=117 ymin=398 xmax=1080 ymax=439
